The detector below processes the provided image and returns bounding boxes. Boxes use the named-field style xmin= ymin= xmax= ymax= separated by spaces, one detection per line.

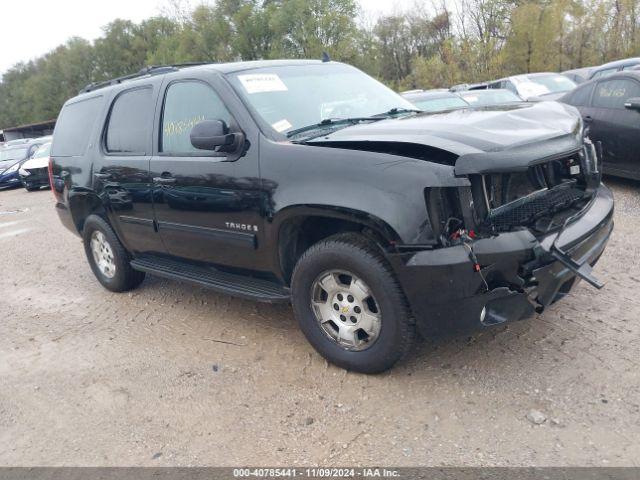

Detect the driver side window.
xmin=161 ymin=81 xmax=232 ymax=155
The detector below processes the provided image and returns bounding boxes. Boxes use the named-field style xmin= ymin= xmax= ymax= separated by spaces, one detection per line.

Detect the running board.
xmin=130 ymin=255 xmax=291 ymax=303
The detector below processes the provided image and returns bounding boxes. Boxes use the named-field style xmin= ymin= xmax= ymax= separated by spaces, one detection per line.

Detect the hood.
xmin=21 ymin=156 xmax=49 ymax=170
xmin=0 ymin=159 xmax=21 ymax=171
xmin=307 ymin=101 xmax=583 ymax=175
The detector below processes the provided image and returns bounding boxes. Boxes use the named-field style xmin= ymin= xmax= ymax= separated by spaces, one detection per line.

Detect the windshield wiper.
xmin=369 ymin=107 xmax=421 ymax=118
xmin=286 ymin=117 xmax=379 ymax=139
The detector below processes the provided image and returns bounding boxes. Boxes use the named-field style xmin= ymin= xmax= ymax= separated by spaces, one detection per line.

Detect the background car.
xmin=485 ymin=72 xmax=577 ymax=101
xmin=457 ymin=89 xmax=522 ymax=106
xmin=401 ymin=89 xmax=470 ymax=112
xmin=559 ymin=71 xmax=640 ymax=180
xmin=589 ymin=57 xmax=640 ymax=80
xmin=562 ymin=66 xmax=596 ymax=84
xmin=19 ymin=141 xmax=51 ymax=191
xmin=0 ymin=136 xmax=51 ymax=189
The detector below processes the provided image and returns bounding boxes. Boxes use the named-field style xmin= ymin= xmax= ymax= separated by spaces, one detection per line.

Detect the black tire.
xmin=291 ymin=233 xmax=415 ymax=374
xmin=82 ymin=215 xmax=145 ymax=292
xmin=25 ymin=184 xmax=38 ymax=192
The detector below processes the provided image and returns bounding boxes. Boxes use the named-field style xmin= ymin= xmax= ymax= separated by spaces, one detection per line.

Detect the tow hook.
xmin=550 ymin=245 xmax=604 ymax=289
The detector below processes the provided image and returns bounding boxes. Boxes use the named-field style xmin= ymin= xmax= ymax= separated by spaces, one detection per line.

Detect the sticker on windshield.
xmin=238 ymin=74 xmax=288 ymax=94
xmin=271 ymin=119 xmax=293 ymax=133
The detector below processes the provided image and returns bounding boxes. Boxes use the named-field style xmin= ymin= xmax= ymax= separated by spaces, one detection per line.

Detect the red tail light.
xmin=48 ymin=157 xmax=60 ymax=201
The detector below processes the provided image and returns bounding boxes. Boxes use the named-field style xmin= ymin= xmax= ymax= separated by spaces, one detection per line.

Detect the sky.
xmin=0 ymin=0 xmax=417 ymax=76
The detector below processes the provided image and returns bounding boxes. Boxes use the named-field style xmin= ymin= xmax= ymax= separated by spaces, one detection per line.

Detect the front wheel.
xmin=82 ymin=215 xmax=145 ymax=292
xmin=291 ymin=233 xmax=415 ymax=374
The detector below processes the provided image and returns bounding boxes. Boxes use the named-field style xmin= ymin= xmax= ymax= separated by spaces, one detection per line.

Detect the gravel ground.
xmin=0 ymin=179 xmax=639 ymax=467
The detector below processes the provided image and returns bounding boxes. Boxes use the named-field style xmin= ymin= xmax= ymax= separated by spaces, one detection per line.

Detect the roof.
xmin=79 ymin=59 xmax=334 ymax=94
xmin=594 ymin=57 xmax=640 ymax=71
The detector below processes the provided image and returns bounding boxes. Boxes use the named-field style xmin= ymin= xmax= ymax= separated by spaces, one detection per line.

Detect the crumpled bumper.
xmin=388 ymin=184 xmax=614 ymax=336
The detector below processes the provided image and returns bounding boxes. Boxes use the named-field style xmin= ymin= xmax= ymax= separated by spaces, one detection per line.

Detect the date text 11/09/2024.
xmin=232 ymin=468 xmax=401 ymax=477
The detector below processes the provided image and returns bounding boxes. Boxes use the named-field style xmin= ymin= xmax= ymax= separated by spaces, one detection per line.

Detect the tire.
xmin=291 ymin=233 xmax=415 ymax=374
xmin=82 ymin=215 xmax=145 ymax=292
xmin=25 ymin=184 xmax=38 ymax=192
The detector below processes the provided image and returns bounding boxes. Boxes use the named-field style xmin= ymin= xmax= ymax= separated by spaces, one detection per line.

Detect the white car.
xmin=484 ymin=73 xmax=577 ymax=101
xmin=18 ymin=142 xmax=51 ymax=191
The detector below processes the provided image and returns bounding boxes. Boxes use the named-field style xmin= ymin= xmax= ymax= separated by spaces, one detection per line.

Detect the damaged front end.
xmin=388 ymin=138 xmax=614 ymax=335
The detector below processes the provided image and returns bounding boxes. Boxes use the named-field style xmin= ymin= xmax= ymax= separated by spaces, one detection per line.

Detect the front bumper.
xmin=0 ymin=172 xmax=22 ymax=189
xmin=19 ymin=167 xmax=50 ymax=189
xmin=389 ymin=184 xmax=614 ymax=336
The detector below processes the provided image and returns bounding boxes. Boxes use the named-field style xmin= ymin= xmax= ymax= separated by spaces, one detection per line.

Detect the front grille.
xmin=476 ymin=150 xmax=591 ymax=233
xmin=486 ymin=185 xmax=585 ymax=231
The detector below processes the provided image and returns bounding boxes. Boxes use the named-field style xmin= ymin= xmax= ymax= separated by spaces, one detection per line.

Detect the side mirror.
xmin=624 ymin=97 xmax=640 ymax=111
xmin=190 ymin=120 xmax=235 ymax=150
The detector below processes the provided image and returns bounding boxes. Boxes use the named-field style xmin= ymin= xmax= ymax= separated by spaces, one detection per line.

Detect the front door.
xmin=150 ymin=78 xmax=266 ymax=270
xmin=93 ymin=83 xmax=165 ymax=255
xmin=590 ymin=77 xmax=640 ymax=175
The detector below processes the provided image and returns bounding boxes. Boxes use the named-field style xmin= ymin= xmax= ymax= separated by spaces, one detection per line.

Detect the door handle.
xmin=153 ymin=176 xmax=176 ymax=185
xmin=584 ymin=115 xmax=593 ymax=123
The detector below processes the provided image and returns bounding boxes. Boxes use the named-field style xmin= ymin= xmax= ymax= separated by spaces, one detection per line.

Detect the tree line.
xmin=1 ymin=0 xmax=639 ymax=129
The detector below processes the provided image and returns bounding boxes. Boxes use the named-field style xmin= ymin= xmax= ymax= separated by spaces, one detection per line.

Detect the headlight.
xmin=6 ymin=163 xmax=20 ymax=174
xmin=19 ymin=168 xmax=30 ymax=176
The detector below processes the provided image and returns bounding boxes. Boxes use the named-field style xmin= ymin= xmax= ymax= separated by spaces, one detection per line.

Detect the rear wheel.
xmin=291 ymin=233 xmax=415 ymax=373
xmin=82 ymin=215 xmax=145 ymax=292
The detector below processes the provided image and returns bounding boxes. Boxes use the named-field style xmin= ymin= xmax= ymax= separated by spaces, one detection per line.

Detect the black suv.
xmin=51 ymin=60 xmax=614 ymax=373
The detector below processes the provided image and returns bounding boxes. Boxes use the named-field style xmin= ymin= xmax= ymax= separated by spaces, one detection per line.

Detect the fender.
xmin=259 ymin=136 xmax=469 ymax=244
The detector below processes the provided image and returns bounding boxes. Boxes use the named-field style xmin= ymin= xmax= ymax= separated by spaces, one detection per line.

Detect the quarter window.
xmin=161 ymin=81 xmax=232 ymax=155
xmin=105 ymin=87 xmax=154 ymax=154
xmin=593 ymin=79 xmax=640 ymax=109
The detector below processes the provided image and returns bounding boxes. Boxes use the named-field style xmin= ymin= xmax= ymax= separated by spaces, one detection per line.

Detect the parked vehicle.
xmin=562 ymin=67 xmax=596 ymax=84
xmin=19 ymin=142 xmax=52 ymax=191
xmin=559 ymin=71 xmax=640 ymax=180
xmin=457 ymin=89 xmax=522 ymax=107
xmin=589 ymin=57 xmax=640 ymax=80
xmin=0 ymin=137 xmax=50 ymax=189
xmin=401 ymin=89 xmax=470 ymax=112
xmin=449 ymin=82 xmax=488 ymax=92
xmin=485 ymin=73 xmax=577 ymax=101
xmin=51 ymin=60 xmax=613 ymax=373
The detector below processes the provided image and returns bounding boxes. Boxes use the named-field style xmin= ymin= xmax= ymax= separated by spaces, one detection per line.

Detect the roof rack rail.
xmin=79 ymin=62 xmax=212 ymax=94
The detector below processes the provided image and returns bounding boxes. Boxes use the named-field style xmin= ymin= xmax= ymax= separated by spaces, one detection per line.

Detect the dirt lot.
xmin=0 ymin=179 xmax=639 ymax=467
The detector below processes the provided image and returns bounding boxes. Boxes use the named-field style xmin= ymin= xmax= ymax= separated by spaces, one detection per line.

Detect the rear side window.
xmin=52 ymin=96 xmax=103 ymax=157
xmin=566 ymin=83 xmax=594 ymax=106
xmin=105 ymin=87 xmax=154 ymax=155
xmin=161 ymin=81 xmax=231 ymax=155
xmin=593 ymin=79 xmax=640 ymax=109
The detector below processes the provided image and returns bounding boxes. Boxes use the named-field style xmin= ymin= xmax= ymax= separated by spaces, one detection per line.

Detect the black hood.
xmin=307 ymin=102 xmax=584 ymax=175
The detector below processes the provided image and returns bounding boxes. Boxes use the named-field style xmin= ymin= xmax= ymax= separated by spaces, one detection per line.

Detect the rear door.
xmin=93 ymin=80 xmax=166 ymax=255
xmin=150 ymin=74 xmax=266 ymax=270
xmin=590 ymin=78 xmax=640 ymax=175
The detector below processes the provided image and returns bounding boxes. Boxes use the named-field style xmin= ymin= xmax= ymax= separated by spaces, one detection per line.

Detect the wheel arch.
xmin=271 ymin=205 xmax=401 ymax=285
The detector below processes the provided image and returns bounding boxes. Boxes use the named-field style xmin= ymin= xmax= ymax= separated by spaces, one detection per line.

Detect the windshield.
xmin=514 ymin=74 xmax=576 ymax=97
xmin=227 ymin=63 xmax=416 ymax=136
xmin=460 ymin=90 xmax=521 ymax=106
xmin=32 ymin=143 xmax=51 ymax=159
xmin=410 ymin=96 xmax=469 ymax=112
xmin=0 ymin=147 xmax=28 ymax=162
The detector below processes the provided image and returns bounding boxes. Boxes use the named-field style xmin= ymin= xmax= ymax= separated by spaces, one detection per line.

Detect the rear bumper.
xmin=389 ymin=184 xmax=614 ymax=335
xmin=55 ymin=202 xmax=80 ymax=236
